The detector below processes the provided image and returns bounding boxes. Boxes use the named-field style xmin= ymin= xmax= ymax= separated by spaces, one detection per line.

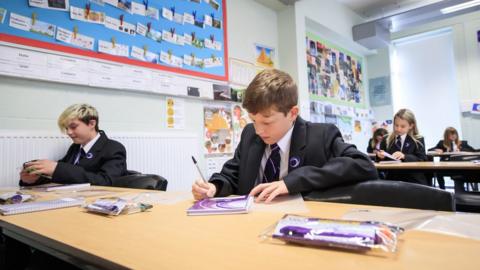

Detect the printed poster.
xmin=232 ymin=105 xmax=252 ymax=149
xmin=166 ymin=97 xmax=185 ymax=129
xmin=204 ymin=106 xmax=233 ymax=155
xmin=254 ymin=43 xmax=275 ymax=68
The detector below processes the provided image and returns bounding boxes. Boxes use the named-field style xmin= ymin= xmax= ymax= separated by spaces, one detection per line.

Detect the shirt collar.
xmin=82 ymin=132 xmax=101 ymax=153
xmin=274 ymin=124 xmax=295 ymax=154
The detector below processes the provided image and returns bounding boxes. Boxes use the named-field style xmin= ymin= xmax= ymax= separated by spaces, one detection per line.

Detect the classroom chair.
xmin=304 ymin=180 xmax=455 ymax=211
xmin=112 ymin=170 xmax=168 ymax=191
xmin=448 ymin=154 xmax=480 ymax=212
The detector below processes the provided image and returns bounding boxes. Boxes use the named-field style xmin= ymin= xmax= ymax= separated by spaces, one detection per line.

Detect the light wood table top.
xmin=1 ymin=187 xmax=480 ymax=270
xmin=374 ymin=161 xmax=480 ymax=170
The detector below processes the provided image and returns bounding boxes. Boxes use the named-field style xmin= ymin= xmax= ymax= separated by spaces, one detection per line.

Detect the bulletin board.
xmin=0 ymin=0 xmax=228 ymax=81
xmin=306 ymin=31 xmax=365 ymax=108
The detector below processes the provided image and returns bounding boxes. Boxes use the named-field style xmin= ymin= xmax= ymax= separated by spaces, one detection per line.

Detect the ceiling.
xmin=336 ymin=0 xmax=444 ymax=19
xmin=254 ymin=0 xmax=465 ymax=19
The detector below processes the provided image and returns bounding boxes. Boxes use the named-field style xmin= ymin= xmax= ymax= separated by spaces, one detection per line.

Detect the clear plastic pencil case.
xmin=262 ymin=214 xmax=404 ymax=253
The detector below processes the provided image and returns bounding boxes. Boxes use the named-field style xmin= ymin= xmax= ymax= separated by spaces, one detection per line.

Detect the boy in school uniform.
xmin=192 ymin=69 xmax=378 ymax=202
xmin=7 ymin=104 xmax=128 ymax=270
xmin=20 ymin=103 xmax=128 ymax=186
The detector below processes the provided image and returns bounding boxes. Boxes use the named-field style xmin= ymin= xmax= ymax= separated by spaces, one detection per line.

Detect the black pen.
xmin=191 ymin=156 xmax=207 ymax=183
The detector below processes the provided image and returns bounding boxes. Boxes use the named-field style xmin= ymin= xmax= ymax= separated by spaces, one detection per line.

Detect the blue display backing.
xmin=0 ymin=0 xmax=228 ymax=81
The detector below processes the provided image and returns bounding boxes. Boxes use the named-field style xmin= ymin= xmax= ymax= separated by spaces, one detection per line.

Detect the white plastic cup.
xmin=433 ymin=156 xmax=440 ymax=163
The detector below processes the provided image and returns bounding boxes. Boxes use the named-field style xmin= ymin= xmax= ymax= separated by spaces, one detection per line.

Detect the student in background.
xmin=429 ymin=127 xmax=477 ymax=192
xmin=429 ymin=127 xmax=476 ymax=153
xmin=377 ymin=108 xmax=428 ymax=185
xmin=19 ymin=103 xmax=128 ymax=186
xmin=192 ymin=69 xmax=378 ymax=203
xmin=367 ymin=128 xmax=388 ymax=154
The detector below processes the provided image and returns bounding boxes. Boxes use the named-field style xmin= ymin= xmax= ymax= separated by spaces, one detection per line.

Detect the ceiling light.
xmin=440 ymin=0 xmax=480 ymax=14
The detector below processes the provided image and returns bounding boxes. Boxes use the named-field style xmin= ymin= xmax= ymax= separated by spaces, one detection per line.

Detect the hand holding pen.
xmin=191 ymin=156 xmax=216 ymax=200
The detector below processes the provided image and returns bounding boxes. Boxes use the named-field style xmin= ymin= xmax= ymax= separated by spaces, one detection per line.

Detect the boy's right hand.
xmin=191 ymin=180 xmax=216 ymax=200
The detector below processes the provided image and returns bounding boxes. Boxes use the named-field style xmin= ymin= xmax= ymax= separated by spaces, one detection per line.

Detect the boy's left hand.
xmin=249 ymin=180 xmax=288 ymax=203
xmin=24 ymin=159 xmax=57 ymax=176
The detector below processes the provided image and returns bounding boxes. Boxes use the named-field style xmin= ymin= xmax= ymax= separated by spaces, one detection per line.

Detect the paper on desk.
xmin=122 ymin=191 xmax=193 ymax=205
xmin=382 ymin=151 xmax=399 ymax=161
xmin=343 ymin=208 xmax=480 ymax=241
xmin=252 ymin=194 xmax=308 ymax=213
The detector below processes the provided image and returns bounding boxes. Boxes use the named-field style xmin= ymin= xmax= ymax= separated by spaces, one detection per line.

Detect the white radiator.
xmin=0 ymin=132 xmax=200 ymax=191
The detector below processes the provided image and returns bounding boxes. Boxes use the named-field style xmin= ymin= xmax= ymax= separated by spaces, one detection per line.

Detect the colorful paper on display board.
xmin=472 ymin=103 xmax=480 ymax=114
xmin=0 ymin=0 xmax=227 ymax=81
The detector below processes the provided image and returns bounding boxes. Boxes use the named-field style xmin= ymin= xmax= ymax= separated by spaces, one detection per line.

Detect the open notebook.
xmin=187 ymin=195 xmax=253 ymax=216
xmin=0 ymin=197 xmax=84 ymax=215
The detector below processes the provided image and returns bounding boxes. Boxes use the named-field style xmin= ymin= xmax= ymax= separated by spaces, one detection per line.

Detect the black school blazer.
xmin=21 ymin=131 xmax=127 ymax=186
xmin=210 ymin=117 xmax=378 ymax=197
xmin=380 ymin=134 xmax=427 ymax=162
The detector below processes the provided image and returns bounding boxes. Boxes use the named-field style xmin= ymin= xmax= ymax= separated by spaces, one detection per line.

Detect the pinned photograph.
xmin=213 ymin=84 xmax=232 ymax=101
xmin=146 ymin=6 xmax=159 ymax=20
xmin=146 ymin=28 xmax=162 ymax=43
xmin=31 ymin=20 xmax=56 ymax=38
xmin=208 ymin=0 xmax=220 ymax=10
xmin=194 ymin=18 xmax=204 ymax=28
xmin=255 ymin=44 xmax=275 ymax=68
xmin=212 ymin=18 xmax=222 ymax=29
xmin=29 ymin=0 xmax=69 ymax=11
xmin=117 ymin=0 xmax=132 ymax=13
xmin=183 ymin=13 xmax=194 ymax=25
xmin=131 ymin=46 xmax=158 ymax=64
xmin=0 ymin=8 xmax=7 ymax=24
xmin=9 ymin=13 xmax=55 ymax=38
xmin=187 ymin=86 xmax=200 ymax=97
xmin=70 ymin=6 xmax=105 ymax=24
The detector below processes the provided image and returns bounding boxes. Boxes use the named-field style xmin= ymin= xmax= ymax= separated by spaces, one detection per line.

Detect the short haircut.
xmin=242 ymin=69 xmax=298 ymax=115
xmin=57 ymin=104 xmax=99 ymax=133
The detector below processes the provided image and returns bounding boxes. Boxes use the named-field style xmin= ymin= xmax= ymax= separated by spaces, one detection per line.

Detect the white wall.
xmin=390 ymin=11 xmax=480 ymax=148
xmin=366 ymin=47 xmax=394 ymax=122
xmin=0 ymin=0 xmax=279 ymax=182
xmin=391 ymin=29 xmax=462 ymax=149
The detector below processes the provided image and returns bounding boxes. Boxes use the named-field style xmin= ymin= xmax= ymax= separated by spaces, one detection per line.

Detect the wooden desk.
xmin=1 ymin=188 xmax=480 ymax=270
xmin=375 ymin=161 xmax=480 ymax=170
xmin=427 ymin=151 xmax=480 ymax=157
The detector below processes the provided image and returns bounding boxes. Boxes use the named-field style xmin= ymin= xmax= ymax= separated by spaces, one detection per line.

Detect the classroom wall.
xmin=277 ymin=0 xmax=373 ymax=152
xmin=0 ymin=0 xmax=279 ymax=177
xmin=366 ymin=48 xmax=394 ymax=123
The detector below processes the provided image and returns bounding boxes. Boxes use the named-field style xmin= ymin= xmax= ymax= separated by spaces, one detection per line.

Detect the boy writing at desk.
xmin=192 ymin=69 xmax=377 ymax=202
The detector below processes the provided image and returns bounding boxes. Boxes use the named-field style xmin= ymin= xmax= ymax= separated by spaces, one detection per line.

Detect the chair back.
xmin=113 ymin=171 xmax=168 ymax=191
xmin=448 ymin=154 xmax=480 ymax=162
xmin=304 ymin=180 xmax=455 ymax=211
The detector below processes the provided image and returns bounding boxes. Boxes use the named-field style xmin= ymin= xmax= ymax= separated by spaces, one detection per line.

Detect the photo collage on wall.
xmin=306 ymin=32 xmax=372 ymax=143
xmin=306 ymin=32 xmax=364 ymax=106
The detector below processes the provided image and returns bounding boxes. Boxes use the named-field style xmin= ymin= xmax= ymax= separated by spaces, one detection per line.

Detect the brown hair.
xmin=242 ymin=69 xmax=298 ymax=115
xmin=443 ymin=127 xmax=460 ymax=151
xmin=387 ymin=108 xmax=423 ymax=147
xmin=370 ymin=128 xmax=388 ymax=149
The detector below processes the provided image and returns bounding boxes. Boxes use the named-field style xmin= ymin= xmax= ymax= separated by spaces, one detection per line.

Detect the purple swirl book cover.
xmin=187 ymin=195 xmax=253 ymax=215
